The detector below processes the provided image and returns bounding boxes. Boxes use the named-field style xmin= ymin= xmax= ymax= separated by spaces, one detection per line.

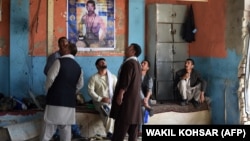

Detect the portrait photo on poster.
xmin=67 ymin=0 xmax=115 ymax=51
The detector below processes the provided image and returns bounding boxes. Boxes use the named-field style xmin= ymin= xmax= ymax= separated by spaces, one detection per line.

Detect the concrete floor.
xmin=148 ymin=110 xmax=211 ymax=125
xmin=3 ymin=101 xmax=211 ymax=141
xmin=29 ymin=135 xmax=142 ymax=141
xmin=27 ymin=110 xmax=210 ymax=141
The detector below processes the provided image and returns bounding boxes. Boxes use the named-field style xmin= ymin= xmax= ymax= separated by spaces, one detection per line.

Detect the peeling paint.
xmin=225 ymin=0 xmax=244 ymax=55
xmin=0 ymin=37 xmax=5 ymax=48
xmin=116 ymin=35 xmax=126 ymax=52
xmin=116 ymin=8 xmax=125 ymax=29
xmin=34 ymin=40 xmax=46 ymax=49
xmin=57 ymin=27 xmax=65 ymax=34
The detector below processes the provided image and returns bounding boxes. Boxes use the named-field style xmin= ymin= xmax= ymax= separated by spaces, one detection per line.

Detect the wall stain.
xmin=225 ymin=0 xmax=244 ymax=55
xmin=0 ymin=37 xmax=5 ymax=48
xmin=34 ymin=40 xmax=46 ymax=49
xmin=57 ymin=27 xmax=65 ymax=34
xmin=116 ymin=8 xmax=125 ymax=30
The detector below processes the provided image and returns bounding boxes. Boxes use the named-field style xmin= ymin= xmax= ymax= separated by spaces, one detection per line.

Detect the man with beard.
xmin=88 ymin=58 xmax=117 ymax=139
xmin=80 ymin=0 xmax=107 ymax=47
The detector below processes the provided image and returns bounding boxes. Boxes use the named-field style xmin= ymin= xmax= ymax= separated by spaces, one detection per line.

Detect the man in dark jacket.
xmin=110 ymin=43 xmax=142 ymax=141
xmin=174 ymin=58 xmax=207 ymax=108
xmin=139 ymin=59 xmax=154 ymax=136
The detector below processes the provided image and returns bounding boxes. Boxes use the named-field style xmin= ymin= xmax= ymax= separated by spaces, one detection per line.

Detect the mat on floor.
xmin=152 ymin=101 xmax=210 ymax=114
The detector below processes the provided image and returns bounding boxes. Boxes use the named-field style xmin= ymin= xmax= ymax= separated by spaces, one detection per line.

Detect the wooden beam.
xmin=177 ymin=0 xmax=208 ymax=2
xmin=47 ymin=0 xmax=54 ymax=56
xmin=0 ymin=0 xmax=2 ymax=21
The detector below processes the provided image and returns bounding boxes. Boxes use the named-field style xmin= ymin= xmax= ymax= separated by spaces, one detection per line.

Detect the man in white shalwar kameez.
xmin=40 ymin=43 xmax=84 ymax=141
xmin=88 ymin=58 xmax=117 ymax=139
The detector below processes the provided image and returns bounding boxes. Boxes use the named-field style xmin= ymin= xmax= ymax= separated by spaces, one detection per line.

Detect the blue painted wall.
xmin=0 ymin=0 xmax=242 ymax=124
xmin=0 ymin=57 xmax=9 ymax=96
xmin=9 ymin=0 xmax=30 ymax=99
xmin=29 ymin=56 xmax=124 ymax=102
xmin=193 ymin=49 xmax=241 ymax=124
xmin=128 ymin=0 xmax=145 ymax=62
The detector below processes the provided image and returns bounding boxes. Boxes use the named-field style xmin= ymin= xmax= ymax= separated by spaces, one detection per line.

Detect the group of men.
xmin=40 ymin=36 xmax=208 ymax=141
xmin=40 ymin=36 xmax=154 ymax=141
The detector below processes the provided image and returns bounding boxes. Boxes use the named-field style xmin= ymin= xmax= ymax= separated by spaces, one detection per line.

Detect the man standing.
xmin=40 ymin=43 xmax=84 ymax=141
xmin=81 ymin=0 xmax=107 ymax=47
xmin=43 ymin=36 xmax=67 ymax=75
xmin=174 ymin=58 xmax=207 ymax=108
xmin=88 ymin=58 xmax=117 ymax=139
xmin=110 ymin=43 xmax=142 ymax=141
xmin=43 ymin=37 xmax=86 ymax=140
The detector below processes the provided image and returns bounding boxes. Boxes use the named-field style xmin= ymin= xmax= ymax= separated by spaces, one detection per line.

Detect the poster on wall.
xmin=67 ymin=0 xmax=115 ymax=51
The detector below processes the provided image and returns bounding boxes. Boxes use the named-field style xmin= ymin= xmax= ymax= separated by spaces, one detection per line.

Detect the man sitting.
xmin=174 ymin=58 xmax=207 ymax=108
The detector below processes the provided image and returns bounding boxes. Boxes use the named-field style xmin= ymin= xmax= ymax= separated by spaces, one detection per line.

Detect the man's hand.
xmin=101 ymin=97 xmax=111 ymax=104
xmin=116 ymin=89 xmax=125 ymax=105
xmin=182 ymin=72 xmax=190 ymax=80
xmin=143 ymin=97 xmax=149 ymax=104
xmin=116 ymin=93 xmax=123 ymax=105
xmin=199 ymin=92 xmax=205 ymax=103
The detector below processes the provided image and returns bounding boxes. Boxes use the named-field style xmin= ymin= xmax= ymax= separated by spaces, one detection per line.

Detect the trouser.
xmin=54 ymin=124 xmax=82 ymax=136
xmin=93 ymin=101 xmax=115 ymax=134
xmin=40 ymin=121 xmax=71 ymax=141
xmin=139 ymin=106 xmax=150 ymax=132
xmin=112 ymin=119 xmax=138 ymax=141
xmin=178 ymin=80 xmax=201 ymax=101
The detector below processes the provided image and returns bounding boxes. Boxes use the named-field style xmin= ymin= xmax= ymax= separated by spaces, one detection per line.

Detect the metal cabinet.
xmin=146 ymin=4 xmax=188 ymax=101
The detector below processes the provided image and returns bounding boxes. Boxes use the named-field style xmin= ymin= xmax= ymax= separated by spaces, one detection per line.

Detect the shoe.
xmin=72 ymin=134 xmax=89 ymax=141
xmin=138 ymin=132 xmax=142 ymax=137
xmin=106 ymin=132 xmax=113 ymax=140
xmin=52 ymin=134 xmax=60 ymax=141
xmin=101 ymin=104 xmax=110 ymax=116
xmin=79 ymin=138 xmax=90 ymax=141
xmin=146 ymin=107 xmax=154 ymax=117
xmin=72 ymin=134 xmax=83 ymax=139
xmin=192 ymin=100 xmax=200 ymax=108
xmin=180 ymin=99 xmax=188 ymax=106
xmin=94 ymin=134 xmax=103 ymax=140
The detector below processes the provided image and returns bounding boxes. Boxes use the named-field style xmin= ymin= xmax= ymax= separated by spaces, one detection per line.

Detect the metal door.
xmin=173 ymin=43 xmax=189 ymax=61
xmin=156 ymin=62 xmax=173 ymax=81
xmin=157 ymin=23 xmax=173 ymax=42
xmin=156 ymin=80 xmax=174 ymax=101
xmin=156 ymin=4 xmax=172 ymax=23
xmin=147 ymin=4 xmax=188 ymax=101
xmin=156 ymin=4 xmax=187 ymax=24
xmin=172 ymin=5 xmax=187 ymax=23
xmin=156 ymin=43 xmax=173 ymax=61
xmin=172 ymin=23 xmax=186 ymax=42
xmin=173 ymin=61 xmax=185 ymax=79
